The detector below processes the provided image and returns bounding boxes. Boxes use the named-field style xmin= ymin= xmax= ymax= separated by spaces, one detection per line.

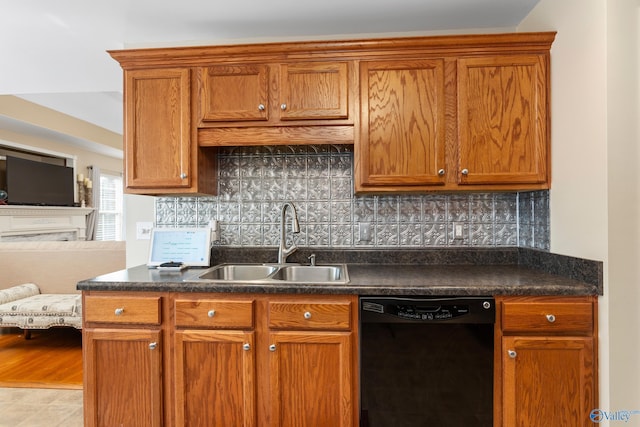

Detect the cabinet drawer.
xmin=268 ymin=301 xmax=352 ymax=330
xmin=84 ymin=295 xmax=161 ymax=325
xmin=174 ymin=299 xmax=254 ymax=329
xmin=502 ymin=300 xmax=593 ymax=334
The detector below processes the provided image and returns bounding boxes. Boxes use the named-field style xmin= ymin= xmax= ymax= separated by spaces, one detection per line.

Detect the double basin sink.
xmin=196 ymin=263 xmax=349 ymax=285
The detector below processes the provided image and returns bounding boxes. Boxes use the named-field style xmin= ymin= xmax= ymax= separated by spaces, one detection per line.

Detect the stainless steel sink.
xmin=195 ymin=263 xmax=349 ymax=284
xmin=197 ymin=264 xmax=278 ymax=281
xmin=271 ymin=265 xmax=347 ymax=283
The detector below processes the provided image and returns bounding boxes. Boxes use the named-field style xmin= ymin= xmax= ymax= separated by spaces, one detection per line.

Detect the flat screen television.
xmin=5 ymin=156 xmax=75 ymax=206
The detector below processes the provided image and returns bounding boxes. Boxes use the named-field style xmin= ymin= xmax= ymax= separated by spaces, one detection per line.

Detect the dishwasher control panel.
xmin=361 ymin=297 xmax=495 ymax=324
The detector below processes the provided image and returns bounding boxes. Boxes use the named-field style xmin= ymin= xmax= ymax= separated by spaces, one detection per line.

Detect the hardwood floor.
xmin=0 ymin=328 xmax=82 ymax=389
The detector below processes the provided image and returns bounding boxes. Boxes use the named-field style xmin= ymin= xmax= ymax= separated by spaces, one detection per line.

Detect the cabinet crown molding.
xmin=109 ymin=31 xmax=557 ymax=69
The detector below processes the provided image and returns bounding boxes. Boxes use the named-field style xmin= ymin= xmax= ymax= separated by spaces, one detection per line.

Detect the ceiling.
xmin=0 ymin=0 xmax=540 ymax=156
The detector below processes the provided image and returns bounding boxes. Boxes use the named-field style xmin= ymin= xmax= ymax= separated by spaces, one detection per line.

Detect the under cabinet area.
xmin=495 ymin=296 xmax=597 ymax=427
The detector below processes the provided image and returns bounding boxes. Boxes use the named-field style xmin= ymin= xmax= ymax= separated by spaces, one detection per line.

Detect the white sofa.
xmin=0 ymin=241 xmax=125 ymax=337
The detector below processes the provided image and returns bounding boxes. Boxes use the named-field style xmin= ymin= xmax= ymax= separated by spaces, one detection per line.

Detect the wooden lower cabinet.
xmin=268 ymin=331 xmax=353 ymax=427
xmin=495 ymin=296 xmax=597 ymax=427
xmin=83 ymin=291 xmax=597 ymax=427
xmin=174 ymin=330 xmax=256 ymax=426
xmin=83 ymin=328 xmax=164 ymax=427
xmin=170 ymin=293 xmax=358 ymax=427
xmin=83 ymin=292 xmax=165 ymax=427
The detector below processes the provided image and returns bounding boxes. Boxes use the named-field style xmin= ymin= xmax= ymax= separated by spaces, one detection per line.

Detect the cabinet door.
xmin=83 ymin=328 xmax=163 ymax=427
xmin=174 ymin=330 xmax=256 ymax=427
xmin=125 ymin=68 xmax=191 ymax=190
xmin=268 ymin=331 xmax=354 ymax=427
xmin=359 ymin=59 xmax=446 ymax=188
xmin=279 ymin=62 xmax=349 ymax=120
xmin=457 ymin=55 xmax=549 ymax=185
xmin=200 ymin=65 xmax=269 ymax=122
xmin=502 ymin=336 xmax=595 ymax=427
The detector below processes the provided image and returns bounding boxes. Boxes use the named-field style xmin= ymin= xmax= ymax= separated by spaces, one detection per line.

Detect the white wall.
xmin=519 ymin=0 xmax=640 ymax=418
xmin=124 ymin=194 xmax=155 ymax=268
xmin=605 ymin=0 xmax=640 ymax=412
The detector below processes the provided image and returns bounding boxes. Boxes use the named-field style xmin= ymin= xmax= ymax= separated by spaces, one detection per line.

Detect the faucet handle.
xmin=308 ymin=253 xmax=316 ymax=266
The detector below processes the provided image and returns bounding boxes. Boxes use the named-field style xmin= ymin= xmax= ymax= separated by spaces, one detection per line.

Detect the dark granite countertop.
xmin=77 ymin=248 xmax=603 ymax=296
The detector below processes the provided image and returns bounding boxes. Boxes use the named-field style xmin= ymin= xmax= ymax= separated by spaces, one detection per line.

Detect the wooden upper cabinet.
xmin=200 ymin=64 xmax=270 ymax=122
xmin=122 ymin=68 xmax=216 ymax=195
xmin=357 ymin=59 xmax=447 ymax=190
xmin=110 ymin=32 xmax=554 ymax=193
xmin=279 ymin=62 xmax=349 ymax=120
xmin=457 ymin=54 xmax=549 ymax=186
xmin=199 ymin=61 xmax=350 ymax=125
xmin=125 ymin=68 xmax=191 ymax=190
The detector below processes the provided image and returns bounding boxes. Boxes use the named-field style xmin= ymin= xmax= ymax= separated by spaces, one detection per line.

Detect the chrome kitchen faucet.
xmin=278 ymin=202 xmax=300 ymax=264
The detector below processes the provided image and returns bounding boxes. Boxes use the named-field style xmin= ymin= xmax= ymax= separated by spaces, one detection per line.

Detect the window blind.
xmin=96 ymin=172 xmax=123 ymax=241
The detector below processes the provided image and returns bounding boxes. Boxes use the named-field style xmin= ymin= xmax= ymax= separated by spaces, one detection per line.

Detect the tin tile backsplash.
xmin=155 ymin=145 xmax=549 ymax=250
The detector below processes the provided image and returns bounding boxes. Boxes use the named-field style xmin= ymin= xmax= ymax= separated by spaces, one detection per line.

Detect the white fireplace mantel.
xmin=0 ymin=205 xmax=94 ymax=241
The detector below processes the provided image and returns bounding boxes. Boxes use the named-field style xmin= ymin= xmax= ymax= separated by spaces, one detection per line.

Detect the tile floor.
xmin=0 ymin=387 xmax=83 ymax=427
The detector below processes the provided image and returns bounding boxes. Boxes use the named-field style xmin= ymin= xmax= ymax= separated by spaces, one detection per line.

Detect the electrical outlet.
xmin=136 ymin=222 xmax=153 ymax=240
xmin=359 ymin=222 xmax=372 ymax=242
xmin=453 ymin=222 xmax=464 ymax=240
xmin=209 ymin=219 xmax=220 ymax=242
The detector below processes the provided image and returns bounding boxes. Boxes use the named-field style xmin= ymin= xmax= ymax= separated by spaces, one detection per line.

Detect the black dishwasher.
xmin=360 ymin=296 xmax=495 ymax=427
